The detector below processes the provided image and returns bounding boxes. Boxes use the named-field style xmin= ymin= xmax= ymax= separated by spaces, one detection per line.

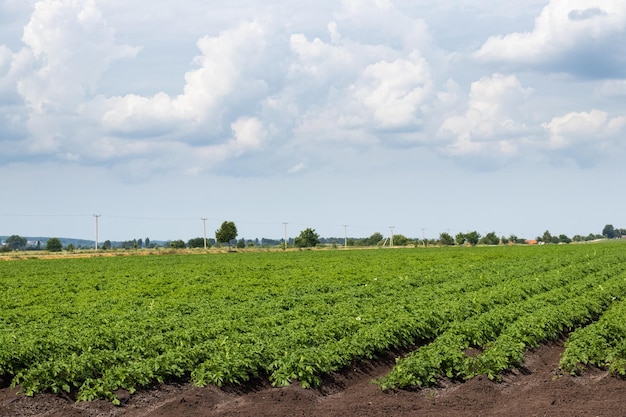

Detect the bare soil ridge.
xmin=2 ymin=341 xmax=625 ymax=417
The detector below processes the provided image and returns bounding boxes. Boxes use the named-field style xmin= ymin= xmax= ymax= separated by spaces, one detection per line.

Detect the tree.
xmin=6 ymin=235 xmax=27 ymax=250
xmin=455 ymin=233 xmax=466 ymax=245
xmin=392 ymin=234 xmax=410 ymax=246
xmin=465 ymin=231 xmax=481 ymax=246
xmin=236 ymin=238 xmax=246 ymax=249
xmin=145 ymin=237 xmax=151 ymax=248
xmin=480 ymin=232 xmax=500 ymax=245
xmin=294 ymin=228 xmax=320 ymax=248
xmin=215 ymin=221 xmax=238 ymax=249
xmin=602 ymin=224 xmax=617 ymax=239
xmin=102 ymin=240 xmax=112 ymax=250
xmin=187 ymin=237 xmax=207 ymax=248
xmin=364 ymin=232 xmax=383 ymax=246
xmin=46 ymin=238 xmax=63 ymax=252
xmin=170 ymin=240 xmax=186 ymax=249
xmin=541 ymin=230 xmax=553 ymax=244
xmin=559 ymin=234 xmax=571 ymax=244
xmin=439 ymin=232 xmax=454 ymax=246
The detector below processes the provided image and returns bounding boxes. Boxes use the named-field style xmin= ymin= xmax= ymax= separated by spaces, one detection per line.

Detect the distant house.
xmin=526 ymin=239 xmax=538 ymax=245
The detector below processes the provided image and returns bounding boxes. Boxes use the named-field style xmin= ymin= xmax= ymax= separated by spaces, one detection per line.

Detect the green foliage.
xmin=480 ymin=232 xmax=499 ymax=245
xmin=465 ymin=231 xmax=481 ymax=246
xmin=294 ymin=228 xmax=320 ymax=248
xmin=2 ymin=242 xmax=626 ymax=402
xmin=5 ymin=235 xmax=27 ymax=250
xmin=187 ymin=237 xmax=208 ymax=249
xmin=169 ymin=240 xmax=186 ymax=249
xmin=46 ymin=238 xmax=63 ymax=252
xmin=439 ymin=232 xmax=454 ymax=246
xmin=215 ymin=221 xmax=238 ymax=249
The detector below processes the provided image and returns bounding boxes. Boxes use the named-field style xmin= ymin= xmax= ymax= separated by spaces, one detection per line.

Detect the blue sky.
xmin=1 ymin=0 xmax=625 ymax=242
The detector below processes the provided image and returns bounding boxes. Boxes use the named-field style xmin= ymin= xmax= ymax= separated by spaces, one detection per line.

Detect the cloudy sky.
xmin=1 ymin=0 xmax=625 ymax=243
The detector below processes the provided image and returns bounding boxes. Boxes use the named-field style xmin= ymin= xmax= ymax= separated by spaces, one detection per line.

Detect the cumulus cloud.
xmin=474 ymin=0 xmax=626 ymax=77
xmin=2 ymin=0 xmax=626 ymax=179
xmin=19 ymin=0 xmax=138 ymax=112
xmin=543 ymin=109 xmax=626 ymax=147
xmin=438 ymin=73 xmax=533 ymax=163
xmin=99 ymin=20 xmax=270 ymax=137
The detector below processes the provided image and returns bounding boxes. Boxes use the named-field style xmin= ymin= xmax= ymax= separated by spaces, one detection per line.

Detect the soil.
xmin=2 ymin=341 xmax=625 ymax=417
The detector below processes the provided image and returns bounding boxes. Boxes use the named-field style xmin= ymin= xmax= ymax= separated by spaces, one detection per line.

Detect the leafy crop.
xmin=1 ymin=243 xmax=626 ymax=402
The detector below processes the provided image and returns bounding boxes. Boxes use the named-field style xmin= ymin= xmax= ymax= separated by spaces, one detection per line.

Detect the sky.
xmin=1 ymin=0 xmax=625 ymax=243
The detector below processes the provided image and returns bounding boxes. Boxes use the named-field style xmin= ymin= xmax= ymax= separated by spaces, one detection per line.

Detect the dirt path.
xmin=2 ymin=341 xmax=625 ymax=417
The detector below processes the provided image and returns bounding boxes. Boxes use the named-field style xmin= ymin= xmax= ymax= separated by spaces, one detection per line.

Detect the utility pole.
xmin=283 ymin=222 xmax=288 ymax=250
xmin=94 ymin=214 xmax=101 ymax=250
xmin=421 ymin=228 xmax=426 ymax=247
xmin=343 ymin=225 xmax=348 ymax=248
xmin=389 ymin=226 xmax=394 ymax=247
xmin=201 ymin=218 xmax=207 ymax=250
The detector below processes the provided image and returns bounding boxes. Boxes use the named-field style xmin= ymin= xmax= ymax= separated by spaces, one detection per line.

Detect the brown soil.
xmin=2 ymin=341 xmax=625 ymax=417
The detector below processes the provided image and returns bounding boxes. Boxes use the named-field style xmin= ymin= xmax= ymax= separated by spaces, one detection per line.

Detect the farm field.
xmin=2 ymin=242 xmax=626 ymax=416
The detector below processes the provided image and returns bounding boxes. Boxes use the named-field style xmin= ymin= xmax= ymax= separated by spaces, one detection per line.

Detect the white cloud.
xmin=438 ymin=73 xmax=533 ymax=161
xmin=99 ymin=20 xmax=270 ymax=136
xmin=474 ymin=0 xmax=626 ymax=77
xmin=542 ymin=109 xmax=625 ymax=149
xmin=352 ymin=52 xmax=432 ymax=129
xmin=18 ymin=0 xmax=138 ymax=112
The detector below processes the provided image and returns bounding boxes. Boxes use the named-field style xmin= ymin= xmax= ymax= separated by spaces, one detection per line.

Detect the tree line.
xmin=2 ymin=224 xmax=624 ymax=252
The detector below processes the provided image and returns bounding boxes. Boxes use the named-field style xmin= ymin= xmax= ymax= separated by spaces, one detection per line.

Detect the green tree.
xmin=187 ymin=237 xmax=207 ymax=248
xmin=465 ymin=231 xmax=481 ymax=246
xmin=102 ymin=240 xmax=112 ymax=250
xmin=46 ymin=238 xmax=63 ymax=252
xmin=602 ymin=224 xmax=617 ymax=239
xmin=215 ymin=221 xmax=238 ymax=249
xmin=455 ymin=233 xmax=466 ymax=245
xmin=364 ymin=232 xmax=383 ymax=246
xmin=541 ymin=230 xmax=553 ymax=243
xmin=294 ymin=228 xmax=320 ymax=248
xmin=439 ymin=232 xmax=454 ymax=246
xmin=170 ymin=240 xmax=186 ymax=249
xmin=480 ymin=232 xmax=499 ymax=245
xmin=392 ymin=234 xmax=410 ymax=246
xmin=559 ymin=234 xmax=571 ymax=244
xmin=6 ymin=235 xmax=27 ymax=250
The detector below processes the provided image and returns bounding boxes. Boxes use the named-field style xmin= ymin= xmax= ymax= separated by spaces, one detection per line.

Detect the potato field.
xmin=1 ymin=243 xmax=626 ymax=406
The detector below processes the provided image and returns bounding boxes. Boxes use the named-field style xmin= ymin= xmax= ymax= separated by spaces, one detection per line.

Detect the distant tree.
xmin=480 ymin=232 xmax=499 ymax=245
xmin=439 ymin=232 xmax=454 ymax=246
xmin=145 ymin=237 xmax=151 ymax=248
xmin=541 ymin=230 xmax=553 ymax=243
xmin=391 ymin=234 xmax=410 ymax=246
xmin=102 ymin=240 xmax=112 ymax=250
xmin=170 ymin=240 xmax=186 ymax=249
xmin=137 ymin=238 xmax=143 ymax=249
xmin=572 ymin=235 xmax=583 ymax=242
xmin=215 ymin=221 xmax=238 ymax=250
xmin=46 ymin=238 xmax=63 ymax=252
xmin=602 ymin=224 xmax=617 ymax=239
xmin=465 ymin=231 xmax=481 ymax=246
xmin=6 ymin=235 xmax=27 ymax=250
xmin=559 ymin=234 xmax=571 ymax=244
xmin=236 ymin=238 xmax=246 ymax=249
xmin=187 ymin=237 xmax=207 ymax=248
xmin=455 ymin=233 xmax=466 ymax=245
xmin=67 ymin=243 xmax=75 ymax=252
xmin=294 ymin=228 xmax=321 ymax=248
xmin=364 ymin=232 xmax=383 ymax=246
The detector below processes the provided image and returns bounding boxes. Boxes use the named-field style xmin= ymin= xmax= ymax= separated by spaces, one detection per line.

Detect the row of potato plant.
xmin=1 ymin=243 xmax=625 ymax=402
